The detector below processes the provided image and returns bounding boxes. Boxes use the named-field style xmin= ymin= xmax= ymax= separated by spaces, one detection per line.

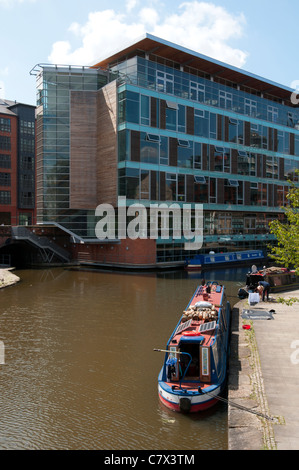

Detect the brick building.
xmin=0 ymin=99 xmax=36 ymax=227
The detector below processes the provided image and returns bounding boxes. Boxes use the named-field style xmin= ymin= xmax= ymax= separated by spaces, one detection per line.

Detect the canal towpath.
xmin=228 ymin=288 xmax=299 ymax=450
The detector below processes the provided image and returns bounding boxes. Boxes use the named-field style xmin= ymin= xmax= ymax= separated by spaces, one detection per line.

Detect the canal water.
xmin=0 ymin=266 xmax=247 ymax=450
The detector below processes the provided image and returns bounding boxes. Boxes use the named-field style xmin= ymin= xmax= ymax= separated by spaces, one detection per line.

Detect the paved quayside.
xmin=228 ymin=288 xmax=299 ymax=450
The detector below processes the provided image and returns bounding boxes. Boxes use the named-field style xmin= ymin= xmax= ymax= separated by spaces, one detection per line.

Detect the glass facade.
xmin=113 ymin=51 xmax=299 ymax=259
xmin=35 ymin=65 xmax=107 ymax=236
xmin=35 ymin=37 xmax=299 ymax=262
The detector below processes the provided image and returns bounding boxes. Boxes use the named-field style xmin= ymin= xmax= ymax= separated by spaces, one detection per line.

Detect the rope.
xmin=211 ymin=393 xmax=275 ymax=421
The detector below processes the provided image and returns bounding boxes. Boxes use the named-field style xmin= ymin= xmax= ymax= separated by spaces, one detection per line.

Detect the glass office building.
xmin=33 ymin=34 xmax=299 ymax=266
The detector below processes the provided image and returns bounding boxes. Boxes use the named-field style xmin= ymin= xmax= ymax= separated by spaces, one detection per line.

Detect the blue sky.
xmin=0 ymin=0 xmax=298 ymax=106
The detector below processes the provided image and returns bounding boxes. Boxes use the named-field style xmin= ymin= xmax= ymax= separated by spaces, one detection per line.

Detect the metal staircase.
xmin=11 ymin=226 xmax=71 ymax=263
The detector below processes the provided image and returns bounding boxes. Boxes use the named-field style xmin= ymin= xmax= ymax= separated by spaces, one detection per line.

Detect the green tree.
xmin=269 ymin=173 xmax=299 ymax=274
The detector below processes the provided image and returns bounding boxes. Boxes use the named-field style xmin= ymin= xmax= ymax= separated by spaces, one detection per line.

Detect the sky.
xmin=0 ymin=0 xmax=298 ymax=106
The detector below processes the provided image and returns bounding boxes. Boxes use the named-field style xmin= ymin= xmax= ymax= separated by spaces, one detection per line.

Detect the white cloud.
xmin=138 ymin=8 xmax=159 ymax=28
xmin=48 ymin=1 xmax=248 ymax=68
xmin=126 ymin=0 xmax=139 ymax=12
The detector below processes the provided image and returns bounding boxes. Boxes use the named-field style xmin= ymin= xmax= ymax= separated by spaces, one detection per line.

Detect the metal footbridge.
xmin=11 ymin=226 xmax=71 ymax=263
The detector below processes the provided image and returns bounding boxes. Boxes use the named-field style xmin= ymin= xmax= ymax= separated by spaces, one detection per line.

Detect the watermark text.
xmin=95 ymin=197 xmax=203 ymax=250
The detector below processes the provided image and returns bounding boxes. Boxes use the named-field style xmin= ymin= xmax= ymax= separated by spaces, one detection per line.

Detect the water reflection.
xmin=0 ymin=267 xmax=247 ymax=450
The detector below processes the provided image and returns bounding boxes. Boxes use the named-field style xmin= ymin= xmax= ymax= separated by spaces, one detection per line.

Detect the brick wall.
xmin=72 ymin=238 xmax=157 ymax=266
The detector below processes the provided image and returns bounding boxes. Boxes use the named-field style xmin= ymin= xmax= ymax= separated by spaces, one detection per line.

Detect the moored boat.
xmin=155 ymin=282 xmax=231 ymax=413
xmin=185 ymin=250 xmax=265 ymax=271
xmin=238 ymin=266 xmax=299 ymax=298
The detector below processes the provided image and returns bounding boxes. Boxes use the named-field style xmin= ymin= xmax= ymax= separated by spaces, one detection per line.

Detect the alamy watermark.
xmin=290 ymin=340 xmax=299 ymax=365
xmin=95 ymin=197 xmax=203 ymax=250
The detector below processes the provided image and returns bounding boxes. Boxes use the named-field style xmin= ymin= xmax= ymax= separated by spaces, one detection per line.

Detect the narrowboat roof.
xmin=168 ymin=283 xmax=224 ymax=348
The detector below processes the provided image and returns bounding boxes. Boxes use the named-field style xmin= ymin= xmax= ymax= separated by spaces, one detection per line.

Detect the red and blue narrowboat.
xmin=156 ymin=282 xmax=231 ymax=413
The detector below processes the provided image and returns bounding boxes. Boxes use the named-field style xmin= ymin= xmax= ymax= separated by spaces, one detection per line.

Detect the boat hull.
xmin=158 ymin=383 xmax=220 ymax=413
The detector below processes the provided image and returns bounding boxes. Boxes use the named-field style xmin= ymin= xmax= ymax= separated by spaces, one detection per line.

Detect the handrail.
xmin=154 ymin=349 xmax=193 ymax=390
xmin=11 ymin=226 xmax=70 ymax=261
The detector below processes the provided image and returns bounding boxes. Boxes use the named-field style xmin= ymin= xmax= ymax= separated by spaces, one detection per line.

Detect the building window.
xmin=19 ymin=213 xmax=32 ymax=225
xmin=177 ymin=139 xmax=193 ymax=168
xmin=190 ymin=81 xmax=205 ymax=102
xmin=266 ymin=156 xmax=279 ymax=179
xmin=118 ymin=129 xmax=130 ymax=162
xmin=284 ymin=132 xmax=290 ymax=154
xmin=20 ymin=120 xmax=35 ymax=136
xmin=156 ymin=70 xmax=174 ymax=94
xmin=214 ymin=147 xmax=230 ymax=173
xmin=177 ymin=174 xmax=185 ymax=202
xmin=218 ymin=214 xmax=232 ymax=234
xmin=140 ymin=132 xmax=159 ymax=164
xmin=244 ymin=217 xmax=256 ymax=233
xmin=229 ymin=118 xmax=244 ymax=144
xmin=118 ymin=168 xmax=139 ymax=199
xmin=20 ymin=174 xmax=34 ymax=189
xmin=209 ymin=177 xmax=216 ymax=203
xmin=284 ymin=158 xmax=299 ymax=181
xmin=194 ymin=177 xmax=208 ymax=203
xmin=118 ymin=91 xmax=126 ymax=124
xmin=21 ymin=156 xmax=34 ymax=171
xmin=0 ymin=154 xmax=11 ymax=169
xmin=140 ymin=170 xmax=150 ymax=199
xmin=267 ymin=106 xmax=278 ymax=123
xmin=277 ymin=130 xmax=284 ymax=153
xmin=0 ymin=136 xmax=11 ymax=151
xmin=20 ymin=138 xmax=35 ymax=153
xmin=224 ymin=180 xmax=237 ymax=205
xmin=250 ymin=124 xmax=268 ymax=149
xmin=223 ymin=179 xmax=243 ymax=205
xmin=259 ymin=183 xmax=268 ymax=206
xmin=237 ymin=151 xmax=256 ymax=176
xmin=250 ymin=183 xmax=259 ymax=205
xmin=237 ymin=181 xmax=244 ymax=205
xmin=178 ymin=105 xmax=186 ymax=133
xmin=0 ymin=172 xmax=11 ymax=186
xmin=194 ymin=109 xmax=209 ymax=137
xmin=245 ymin=98 xmax=257 ymax=117
xmin=0 ymin=191 xmax=11 ymax=204
xmin=165 ymin=173 xmax=186 ymax=202
xmin=0 ymin=118 xmax=11 ymax=133
xmin=160 ymin=136 xmax=168 ymax=166
xmin=126 ymin=91 xmax=140 ymax=124
xmin=210 ymin=113 xmax=217 ymax=139
xmin=166 ymin=173 xmax=177 ymax=201
xmin=219 ymin=90 xmax=232 ymax=109
xmin=277 ymin=185 xmax=285 ymax=206
xmin=140 ymin=95 xmax=150 ymax=126
xmin=20 ymin=192 xmax=34 ymax=207
xmin=165 ymin=102 xmax=177 ymax=131
xmin=193 ymin=142 xmax=202 ymax=170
